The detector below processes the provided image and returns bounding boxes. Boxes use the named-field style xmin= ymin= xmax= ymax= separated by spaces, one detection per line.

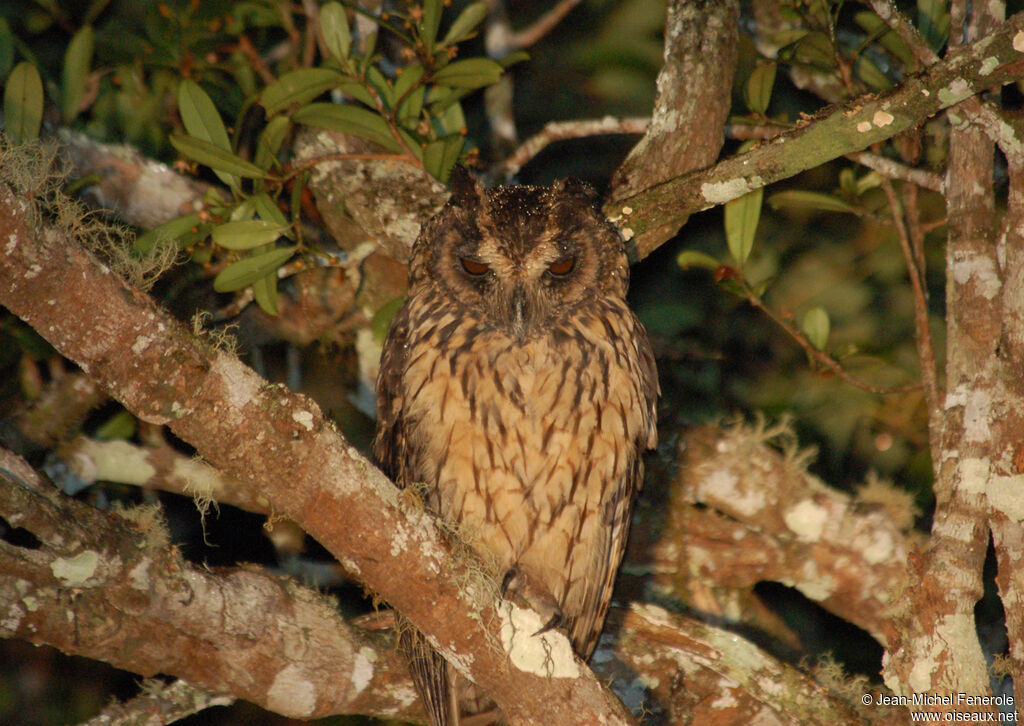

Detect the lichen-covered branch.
xmin=608 ymin=11 xmax=1024 ymax=260
xmin=0 ymin=181 xmax=632 ymax=725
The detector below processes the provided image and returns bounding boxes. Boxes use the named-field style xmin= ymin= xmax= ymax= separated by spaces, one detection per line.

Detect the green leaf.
xmin=371 ymin=296 xmax=406 ymax=343
xmin=95 ymin=409 xmax=136 ymax=440
xmin=211 ymin=220 xmax=288 ymax=250
xmin=434 ymin=99 xmax=465 ymax=136
xmin=853 ymin=11 xmax=914 ymax=66
xmin=744 ymin=62 xmax=776 ymax=115
xmin=292 ymin=103 xmax=402 ymax=151
xmin=214 ymin=246 xmax=296 ymax=292
xmin=397 ymin=85 xmax=425 ymax=124
xmin=261 ymin=68 xmax=341 ymax=116
xmin=177 ymin=80 xmax=232 ymax=151
xmin=62 ymin=25 xmax=94 ymax=121
xmin=393 ymin=65 xmax=425 ymax=104
xmin=420 ymin=0 xmax=443 ymax=52
xmin=339 ymin=80 xmax=377 ymax=107
xmin=251 ymin=192 xmax=289 ymax=226
xmin=422 ymin=135 xmax=463 ymax=182
xmin=366 ymin=66 xmax=393 ymax=105
xmin=768 ymin=190 xmax=859 ymax=214
xmin=169 ymin=134 xmax=268 ymax=180
xmin=83 ymin=0 xmax=112 ymax=25
xmin=4 ymin=62 xmax=44 ymax=144
xmin=792 ymin=31 xmax=835 ymax=69
xmin=0 ymin=18 xmax=15 ymax=78
xmin=917 ymin=0 xmax=950 ymax=52
xmin=724 ymin=187 xmax=763 ymax=266
xmin=426 ymin=85 xmax=469 ymax=113
xmin=855 ymin=171 xmax=883 ymax=196
xmin=320 ymin=2 xmax=351 ymax=61
xmin=254 ymin=116 xmax=291 ymax=171
xmin=252 ymin=263 xmax=280 ymax=315
xmin=676 ymin=250 xmax=722 ymax=271
xmin=497 ymin=50 xmax=530 ymax=69
xmin=134 ymin=212 xmax=202 ymax=253
xmin=440 ymin=2 xmax=488 ymax=47
xmin=802 ymin=306 xmax=830 ymax=351
xmin=855 ymin=55 xmax=893 ymax=91
xmin=433 ymin=58 xmax=503 ymax=89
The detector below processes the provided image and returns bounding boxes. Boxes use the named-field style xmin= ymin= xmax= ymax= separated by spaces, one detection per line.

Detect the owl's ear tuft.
xmin=553 ymin=178 xmax=599 ymax=204
xmin=448 ymin=166 xmax=485 ymax=208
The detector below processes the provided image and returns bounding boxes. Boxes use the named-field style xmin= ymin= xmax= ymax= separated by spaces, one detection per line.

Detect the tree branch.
xmin=0 ymin=181 xmax=633 ymax=724
xmin=608 ymin=11 xmax=1024 ymax=260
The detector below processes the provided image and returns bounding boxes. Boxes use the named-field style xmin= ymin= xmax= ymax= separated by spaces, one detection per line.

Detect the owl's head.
xmin=409 ymin=168 xmax=631 ymax=340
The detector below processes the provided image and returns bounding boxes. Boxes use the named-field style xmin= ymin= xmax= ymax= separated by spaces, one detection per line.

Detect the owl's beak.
xmin=510 ymin=285 xmax=528 ymax=341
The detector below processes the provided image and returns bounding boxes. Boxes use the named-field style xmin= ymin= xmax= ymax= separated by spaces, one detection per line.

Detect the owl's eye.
xmin=460 ymin=257 xmax=490 ymax=276
xmin=547 ymin=257 xmax=576 ymax=276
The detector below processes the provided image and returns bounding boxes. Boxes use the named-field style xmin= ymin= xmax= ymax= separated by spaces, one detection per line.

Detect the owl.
xmin=374 ymin=168 xmax=658 ymax=725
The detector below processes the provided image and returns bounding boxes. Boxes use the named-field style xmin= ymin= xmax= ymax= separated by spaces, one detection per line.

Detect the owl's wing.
xmin=374 ymin=301 xmax=412 ymax=487
xmin=574 ymin=319 xmax=659 ymax=658
xmin=374 ymin=301 xmax=460 ymax=726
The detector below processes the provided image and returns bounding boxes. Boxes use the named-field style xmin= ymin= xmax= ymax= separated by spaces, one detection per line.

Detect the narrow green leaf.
xmin=252 ymin=263 xmax=280 ymax=315
xmin=339 ymin=80 xmax=377 ymax=107
xmin=422 ymin=135 xmax=463 ymax=182
xmin=744 ymin=63 xmax=776 ymax=115
xmin=292 ymin=103 xmax=402 ymax=151
xmin=134 ymin=213 xmax=202 ymax=253
xmin=4 ymin=61 xmax=44 ymax=144
xmin=0 ymin=18 xmax=15 ymax=78
xmin=426 ymin=85 xmax=469 ymax=113
xmin=421 ymin=0 xmax=443 ymax=52
xmin=917 ymin=0 xmax=950 ymax=52
xmin=251 ymin=192 xmax=289 ymax=226
xmin=83 ymin=0 xmax=112 ymax=24
xmin=261 ymin=68 xmax=340 ymax=116
xmin=440 ymin=2 xmax=488 ymax=47
xmin=724 ymin=187 xmax=763 ymax=266
xmin=177 ymin=79 xmax=232 ymax=150
xmin=853 ymin=11 xmax=914 ymax=66
xmin=393 ymin=65 xmax=425 ymax=104
xmin=360 ymin=31 xmax=377 ymax=69
xmin=433 ymin=58 xmax=503 ymax=89
xmin=169 ymin=134 xmax=268 ymax=180
xmin=676 ymin=250 xmax=722 ymax=271
xmin=397 ymin=85 xmax=425 ymax=124
xmin=62 ymin=25 xmax=94 ymax=121
xmin=497 ymin=50 xmax=530 ymax=69
xmin=855 ymin=171 xmax=883 ymax=196
xmin=95 ymin=409 xmax=136 ymax=440
xmin=792 ymin=31 xmax=835 ymax=69
xmin=768 ymin=190 xmax=859 ymax=214
xmin=214 ymin=246 xmax=296 ymax=292
xmin=434 ymin=99 xmax=466 ymax=136
xmin=366 ymin=66 xmax=393 ymax=105
xmin=802 ymin=306 xmax=830 ymax=351
xmin=254 ymin=116 xmax=291 ymax=171
xmin=371 ymin=297 xmax=406 ymax=344
xmin=211 ymin=219 xmax=288 ymax=250
xmin=320 ymin=2 xmax=351 ymax=61
xmin=854 ymin=56 xmax=893 ymax=91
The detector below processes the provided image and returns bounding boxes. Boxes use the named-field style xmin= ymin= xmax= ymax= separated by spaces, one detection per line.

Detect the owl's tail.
xmin=400 ymin=620 xmax=459 ymax=726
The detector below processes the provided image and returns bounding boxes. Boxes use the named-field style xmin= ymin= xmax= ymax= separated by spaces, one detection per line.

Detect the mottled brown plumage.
xmin=374 ymin=168 xmax=658 ymax=725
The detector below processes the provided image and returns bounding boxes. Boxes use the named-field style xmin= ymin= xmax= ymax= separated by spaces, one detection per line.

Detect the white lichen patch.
xmin=499 ymin=602 xmax=579 ymax=679
xmin=959 ymin=457 xmax=991 ymax=495
xmin=987 ymin=474 xmax=1024 ymax=522
xmin=128 ymin=559 xmax=151 ymax=591
xmin=131 ymin=335 xmax=153 ymax=355
xmin=351 ymin=647 xmax=376 ymax=694
xmin=980 ymin=56 xmax=999 ymax=75
xmin=1015 ymin=30 xmax=1024 ymax=52
xmin=952 ymin=250 xmax=1001 ymax=300
xmin=1 ymin=604 xmax=24 ymax=633
xmin=266 ymin=663 xmax=317 ymax=718
xmin=783 ymin=500 xmax=828 ymax=541
xmin=213 ymin=352 xmax=259 ymax=410
xmin=872 ymin=110 xmax=895 ymax=127
xmin=81 ymin=439 xmax=156 ymax=485
xmin=292 ymin=409 xmax=315 ymax=431
xmin=857 ymin=121 xmax=873 ymax=133
xmin=858 ymin=529 xmax=895 ymax=565
xmin=938 ymin=78 xmax=972 ymax=105
xmin=699 ymin=469 xmax=766 ymax=517
xmin=701 ymin=177 xmax=764 ymax=204
xmin=50 ymin=550 xmax=100 ymax=586
xmin=962 ymin=389 xmax=993 ymax=444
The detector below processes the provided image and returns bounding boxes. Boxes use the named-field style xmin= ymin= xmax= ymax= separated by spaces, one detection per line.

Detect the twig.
xmin=499 ymin=117 xmax=649 ymax=177
xmin=846 ymin=150 xmax=944 ymax=192
xmin=879 ymin=177 xmax=941 ymax=416
xmin=863 ymin=0 xmax=938 ymax=67
xmin=744 ymin=290 xmax=923 ymax=395
xmin=509 ymin=0 xmax=582 ymax=48
xmin=81 ymin=679 xmax=235 ymax=726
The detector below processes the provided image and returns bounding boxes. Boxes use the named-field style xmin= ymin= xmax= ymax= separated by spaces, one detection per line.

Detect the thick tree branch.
xmin=608 ymin=11 xmax=1024 ymax=260
xmin=0 ymin=182 xmax=632 ymax=724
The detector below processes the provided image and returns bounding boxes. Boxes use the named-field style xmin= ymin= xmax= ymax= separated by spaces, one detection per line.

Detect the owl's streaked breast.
xmin=399 ymin=291 xmax=650 ymax=646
